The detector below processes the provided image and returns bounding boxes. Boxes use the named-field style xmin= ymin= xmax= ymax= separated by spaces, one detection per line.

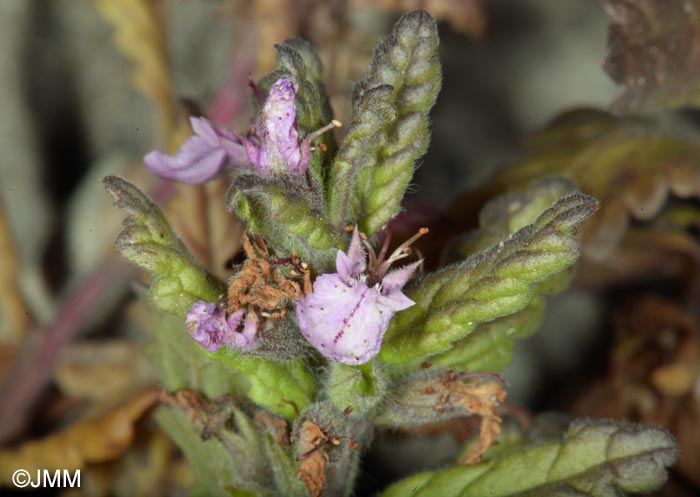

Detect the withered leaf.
xmin=295 ymin=421 xmax=328 ymax=497
xmin=449 ymin=109 xmax=700 ymax=283
xmin=443 ymin=375 xmax=506 ymax=465
xmin=571 ymin=297 xmax=700 ymax=487
xmin=0 ymin=389 xmax=158 ymax=485
xmin=56 ymin=340 xmax=156 ymax=402
xmin=604 ymin=0 xmax=700 ymax=112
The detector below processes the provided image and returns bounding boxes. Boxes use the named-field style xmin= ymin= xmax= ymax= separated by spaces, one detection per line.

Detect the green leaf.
xmin=227 ymin=172 xmax=340 ymax=271
xmin=380 ymin=419 xmax=678 ymax=497
xmin=431 ymin=293 xmax=545 ymax=373
xmin=379 ymin=187 xmax=598 ymax=365
xmin=206 ymin=347 xmax=316 ymax=420
xmin=327 ymin=86 xmax=397 ymax=229
xmin=156 ymin=408 xmax=247 ymax=497
xmin=155 ymin=399 xmax=285 ymax=497
xmin=329 ymin=10 xmax=442 ymax=234
xmin=431 ymin=178 xmax=578 ymax=373
xmin=104 ymin=176 xmax=224 ymax=318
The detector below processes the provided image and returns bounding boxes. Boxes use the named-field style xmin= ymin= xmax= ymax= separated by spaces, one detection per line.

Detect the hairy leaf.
xmin=432 ymin=294 xmax=545 ymax=373
xmin=329 ymin=10 xmax=441 ymax=234
xmin=206 ymin=347 xmax=316 ymax=421
xmin=227 ymin=173 xmax=340 ymax=271
xmin=604 ymin=0 xmax=700 ymax=112
xmin=433 ymin=178 xmax=577 ymax=372
xmin=379 ymin=187 xmax=598 ymax=364
xmin=327 ymin=86 xmax=397 ymax=229
xmin=381 ymin=419 xmax=677 ymax=497
xmin=104 ymin=176 xmax=224 ymax=317
xmin=155 ymin=393 xmax=283 ymax=497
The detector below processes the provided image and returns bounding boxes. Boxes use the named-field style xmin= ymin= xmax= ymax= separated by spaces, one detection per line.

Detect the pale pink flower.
xmin=295 ymin=227 xmax=426 ymax=365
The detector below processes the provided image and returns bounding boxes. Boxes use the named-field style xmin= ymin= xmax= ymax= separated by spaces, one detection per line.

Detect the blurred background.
xmin=1 ymin=0 xmax=698 ymax=495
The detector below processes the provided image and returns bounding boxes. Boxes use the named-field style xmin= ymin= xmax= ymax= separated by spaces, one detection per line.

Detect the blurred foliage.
xmin=604 ymin=0 xmax=700 ymax=112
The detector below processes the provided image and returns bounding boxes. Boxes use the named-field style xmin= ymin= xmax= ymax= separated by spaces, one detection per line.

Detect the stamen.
xmin=377 ymin=227 xmax=429 ymax=274
xmin=360 ymin=236 xmax=378 ymax=269
xmin=377 ymin=223 xmax=393 ymax=264
xmin=306 ymin=119 xmax=342 ymax=143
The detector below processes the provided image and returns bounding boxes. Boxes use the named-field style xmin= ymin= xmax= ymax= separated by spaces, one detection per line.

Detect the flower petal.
xmin=336 ymin=228 xmax=366 ymax=283
xmin=186 ymin=301 xmax=258 ymax=351
xmin=296 ymin=275 xmax=389 ymax=365
xmin=381 ymin=260 xmax=421 ymax=295
xmin=144 ymin=118 xmax=249 ymax=184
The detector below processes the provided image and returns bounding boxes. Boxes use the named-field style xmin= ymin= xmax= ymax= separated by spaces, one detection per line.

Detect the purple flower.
xmin=186 ymin=300 xmax=258 ymax=351
xmin=242 ymin=78 xmax=340 ymax=176
xmin=143 ymin=78 xmax=339 ymax=182
xmin=295 ymin=227 xmax=427 ymax=365
xmin=145 ymin=117 xmax=249 ymax=184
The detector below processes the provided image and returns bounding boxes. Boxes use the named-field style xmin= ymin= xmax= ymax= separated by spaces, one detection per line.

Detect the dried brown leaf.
xmin=0 ymin=389 xmax=158 ymax=485
xmin=604 ymin=0 xmax=700 ymax=112
xmin=56 ymin=340 xmax=156 ymax=401
xmin=449 ymin=109 xmax=700 ymax=283
xmin=295 ymin=420 xmax=328 ymax=497
xmin=571 ymin=297 xmax=700 ymax=486
xmin=443 ymin=376 xmax=506 ymax=465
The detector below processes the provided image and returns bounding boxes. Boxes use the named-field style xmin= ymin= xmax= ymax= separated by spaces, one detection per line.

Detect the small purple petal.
xmin=336 ymin=228 xmax=366 ymax=283
xmin=185 ymin=300 xmax=258 ymax=351
xmin=381 ymin=260 xmax=421 ymax=295
xmin=144 ymin=117 xmax=249 ymax=184
xmin=246 ymin=78 xmax=314 ymax=175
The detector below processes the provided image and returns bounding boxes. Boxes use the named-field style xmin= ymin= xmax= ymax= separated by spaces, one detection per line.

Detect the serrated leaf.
xmin=329 ymin=10 xmax=441 ymax=235
xmin=379 ymin=188 xmax=598 ymax=365
xmin=104 ymin=176 xmax=224 ymax=317
xmin=380 ymin=419 xmax=677 ymax=497
xmin=431 ymin=179 xmax=578 ymax=373
xmin=604 ymin=0 xmax=700 ymax=112
xmin=227 ymin=172 xmax=340 ymax=271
